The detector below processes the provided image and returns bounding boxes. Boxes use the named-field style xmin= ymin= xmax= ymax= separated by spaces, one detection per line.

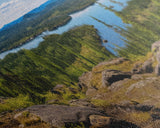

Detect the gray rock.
xmin=26 ymin=105 xmax=105 ymax=128
xmin=109 ymin=78 xmax=129 ymax=92
xmin=126 ymin=77 xmax=159 ymax=95
xmin=69 ymin=99 xmax=95 ymax=107
xmin=151 ymin=41 xmax=160 ymax=76
xmin=86 ymin=87 xmax=97 ymax=97
xmin=89 ymin=115 xmax=140 ymax=128
xmin=126 ymin=80 xmax=150 ymax=94
xmin=141 ymin=59 xmax=153 ymax=73
xmin=132 ymin=58 xmax=153 ymax=74
xmin=155 ymin=52 xmax=160 ymax=75
xmin=152 ymin=40 xmax=160 ymax=52
xmin=155 ymin=64 xmax=160 ymax=76
xmin=78 ymin=72 xmax=92 ymax=91
xmin=102 ymin=70 xmax=131 ymax=87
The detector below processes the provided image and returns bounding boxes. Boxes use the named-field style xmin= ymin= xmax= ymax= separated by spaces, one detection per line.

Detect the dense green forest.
xmin=0 ymin=0 xmax=96 ymax=53
xmin=0 ymin=25 xmax=114 ymax=112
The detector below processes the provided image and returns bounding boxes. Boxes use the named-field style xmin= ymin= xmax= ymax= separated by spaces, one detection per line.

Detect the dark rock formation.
xmin=102 ymin=70 xmax=131 ymax=87
xmin=131 ymin=59 xmax=154 ymax=74
xmin=141 ymin=58 xmax=154 ymax=73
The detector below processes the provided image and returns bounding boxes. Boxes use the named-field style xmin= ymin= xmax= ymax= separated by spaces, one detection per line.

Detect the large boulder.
xmin=26 ymin=105 xmax=105 ymax=128
xmin=108 ymin=78 xmax=130 ymax=92
xmin=89 ymin=115 xmax=139 ymax=128
xmin=126 ymin=77 xmax=160 ymax=104
xmin=102 ymin=70 xmax=131 ymax=87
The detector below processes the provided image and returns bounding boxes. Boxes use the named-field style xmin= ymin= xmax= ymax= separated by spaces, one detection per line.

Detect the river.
xmin=0 ymin=0 xmax=130 ymax=59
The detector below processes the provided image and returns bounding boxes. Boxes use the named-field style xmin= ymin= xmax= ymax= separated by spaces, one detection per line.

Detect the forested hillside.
xmin=0 ymin=25 xmax=114 ymax=112
xmin=0 ymin=0 xmax=96 ymax=53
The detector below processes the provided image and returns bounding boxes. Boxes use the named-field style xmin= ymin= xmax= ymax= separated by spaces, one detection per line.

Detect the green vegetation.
xmin=95 ymin=0 xmax=160 ymax=60
xmin=0 ymin=25 xmax=114 ymax=112
xmin=45 ymin=84 xmax=86 ymax=105
xmin=0 ymin=95 xmax=34 ymax=112
xmin=0 ymin=0 xmax=96 ymax=52
xmin=125 ymin=112 xmax=151 ymax=125
xmin=116 ymin=0 xmax=160 ymax=59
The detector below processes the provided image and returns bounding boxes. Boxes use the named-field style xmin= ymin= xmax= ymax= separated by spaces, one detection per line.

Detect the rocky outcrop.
xmin=102 ymin=70 xmax=131 ymax=87
xmin=89 ymin=115 xmax=139 ymax=128
xmin=152 ymin=40 xmax=160 ymax=75
xmin=141 ymin=58 xmax=154 ymax=73
xmin=86 ymin=87 xmax=97 ymax=96
xmin=108 ymin=78 xmax=130 ymax=92
xmin=126 ymin=77 xmax=160 ymax=101
xmin=131 ymin=59 xmax=154 ymax=74
xmin=4 ymin=41 xmax=160 ymax=128
xmin=151 ymin=40 xmax=160 ymax=52
xmin=11 ymin=104 xmax=139 ymax=128
xmin=78 ymin=71 xmax=92 ymax=90
xmin=93 ymin=57 xmax=128 ymax=71
xmin=131 ymin=40 xmax=160 ymax=75
xmin=25 ymin=105 xmax=105 ymax=128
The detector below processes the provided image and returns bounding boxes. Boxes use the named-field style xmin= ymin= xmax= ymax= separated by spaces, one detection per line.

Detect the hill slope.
xmin=0 ymin=25 xmax=114 ymax=112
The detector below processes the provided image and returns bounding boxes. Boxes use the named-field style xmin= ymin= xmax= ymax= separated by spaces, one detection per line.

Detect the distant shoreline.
xmin=0 ymin=0 xmax=96 ymax=54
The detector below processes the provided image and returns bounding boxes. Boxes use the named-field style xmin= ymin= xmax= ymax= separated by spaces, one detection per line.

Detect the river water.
xmin=0 ymin=0 xmax=130 ymax=59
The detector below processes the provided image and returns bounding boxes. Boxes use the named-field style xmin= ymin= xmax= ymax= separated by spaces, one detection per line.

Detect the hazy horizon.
xmin=0 ymin=0 xmax=49 ymax=29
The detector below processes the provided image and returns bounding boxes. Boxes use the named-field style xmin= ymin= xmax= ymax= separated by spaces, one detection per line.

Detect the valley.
xmin=1 ymin=0 xmax=160 ymax=128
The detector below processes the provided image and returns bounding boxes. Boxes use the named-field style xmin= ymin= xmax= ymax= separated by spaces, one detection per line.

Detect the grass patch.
xmin=0 ymin=95 xmax=34 ymax=113
xmin=125 ymin=112 xmax=151 ymax=124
